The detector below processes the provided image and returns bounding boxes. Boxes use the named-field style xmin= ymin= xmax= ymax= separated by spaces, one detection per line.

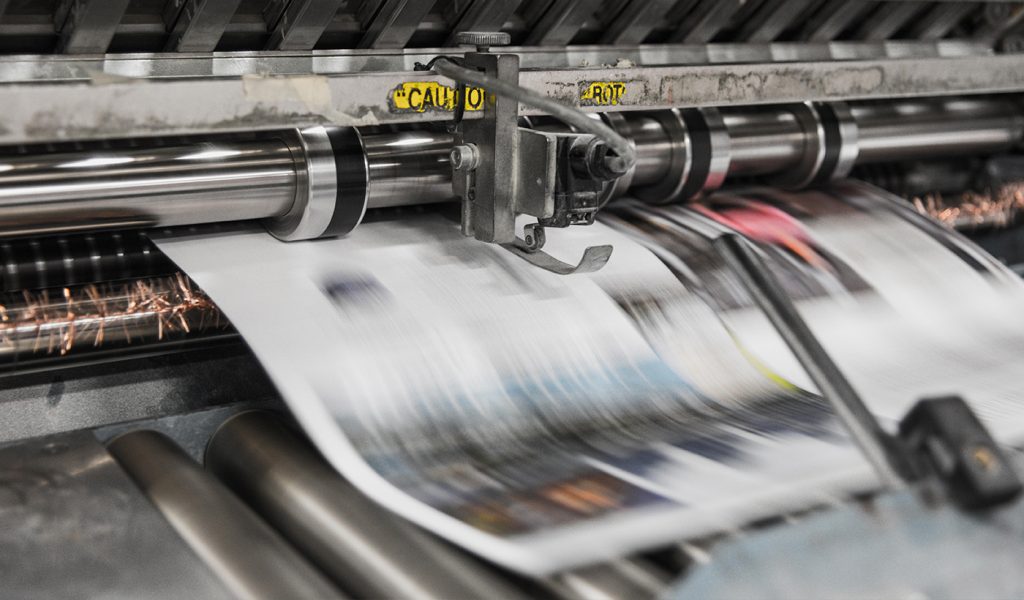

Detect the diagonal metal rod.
xmin=714 ymin=233 xmax=912 ymax=488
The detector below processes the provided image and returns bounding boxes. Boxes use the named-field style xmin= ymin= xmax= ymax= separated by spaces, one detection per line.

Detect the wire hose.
xmin=431 ymin=58 xmax=637 ymax=176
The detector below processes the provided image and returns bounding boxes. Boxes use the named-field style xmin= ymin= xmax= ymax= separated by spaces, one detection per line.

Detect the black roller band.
xmin=812 ymin=102 xmax=843 ymax=186
xmin=322 ymin=127 xmax=369 ymax=238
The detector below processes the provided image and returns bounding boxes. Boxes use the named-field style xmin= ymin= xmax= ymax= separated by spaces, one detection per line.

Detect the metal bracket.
xmin=503 ymin=240 xmax=613 ymax=275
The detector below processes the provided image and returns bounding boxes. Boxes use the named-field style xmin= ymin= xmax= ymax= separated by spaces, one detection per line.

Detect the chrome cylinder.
xmin=0 ymin=135 xmax=301 ymax=238
xmin=853 ymin=98 xmax=1024 ymax=163
xmin=0 ymin=97 xmax=1017 ymax=240
xmin=206 ymin=411 xmax=528 ymax=600
xmin=723 ymin=107 xmax=808 ymax=177
xmin=363 ymin=130 xmax=456 ymax=208
xmin=615 ymin=115 xmax=674 ymax=187
xmin=108 ymin=430 xmax=344 ymax=600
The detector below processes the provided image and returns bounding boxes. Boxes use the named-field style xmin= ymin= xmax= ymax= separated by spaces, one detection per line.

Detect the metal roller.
xmin=0 ymin=127 xmax=369 ymax=241
xmin=852 ymin=98 xmax=1024 ymax=163
xmin=0 ymin=97 xmax=1017 ymax=239
xmin=0 ymin=230 xmax=173 ymax=292
xmin=0 ymin=273 xmax=230 ymax=365
xmin=205 ymin=411 xmax=529 ymax=600
xmin=107 ymin=429 xmax=345 ymax=600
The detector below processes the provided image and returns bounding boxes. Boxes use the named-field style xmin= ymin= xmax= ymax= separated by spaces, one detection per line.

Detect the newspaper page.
xmin=154 ymin=183 xmax=1024 ymax=574
xmin=610 ymin=182 xmax=1024 ymax=441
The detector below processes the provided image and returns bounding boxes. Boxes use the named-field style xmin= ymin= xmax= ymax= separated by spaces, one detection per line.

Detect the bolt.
xmin=453 ymin=31 xmax=511 ymax=52
xmin=450 ymin=144 xmax=481 ymax=171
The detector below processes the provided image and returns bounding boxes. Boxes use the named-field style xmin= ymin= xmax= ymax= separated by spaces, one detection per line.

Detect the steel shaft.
xmin=206 ymin=411 xmax=528 ymax=600
xmin=107 ymin=429 xmax=344 ymax=600
xmin=0 ymin=97 xmax=1016 ymax=238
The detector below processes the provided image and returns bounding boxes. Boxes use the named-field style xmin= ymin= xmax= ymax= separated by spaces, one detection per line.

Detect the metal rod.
xmin=853 ymin=99 xmax=1024 ymax=164
xmin=0 ymin=135 xmax=302 ymax=238
xmin=723 ymin=107 xmax=808 ymax=177
xmin=0 ymin=273 xmax=229 ymax=363
xmin=205 ymin=411 xmax=529 ymax=600
xmin=363 ymin=130 xmax=456 ymax=208
xmin=107 ymin=429 xmax=345 ymax=600
xmin=0 ymin=98 xmax=1016 ymax=239
xmin=713 ymin=233 xmax=912 ymax=487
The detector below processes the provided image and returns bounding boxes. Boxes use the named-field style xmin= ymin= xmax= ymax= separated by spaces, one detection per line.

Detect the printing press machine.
xmin=5 ymin=0 xmax=1024 ymax=598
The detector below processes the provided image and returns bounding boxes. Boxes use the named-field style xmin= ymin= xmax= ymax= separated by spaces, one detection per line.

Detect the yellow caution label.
xmin=390 ymin=82 xmax=486 ymax=113
xmin=579 ymin=81 xmax=627 ymax=106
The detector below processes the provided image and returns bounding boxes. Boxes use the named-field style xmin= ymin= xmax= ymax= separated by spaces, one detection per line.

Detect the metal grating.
xmin=0 ymin=0 xmax=1019 ymax=55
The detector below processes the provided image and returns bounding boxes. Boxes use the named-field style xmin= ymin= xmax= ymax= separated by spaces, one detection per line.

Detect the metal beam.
xmin=738 ymin=0 xmax=820 ymax=42
xmin=357 ymin=0 xmax=438 ymax=49
xmin=0 ymin=40 xmax=990 ymax=82
xmin=0 ymin=54 xmax=1023 ymax=144
xmin=853 ymin=1 xmax=928 ymax=41
xmin=907 ymin=2 xmax=975 ymax=40
xmin=54 ymin=0 xmax=132 ymax=54
xmin=524 ymin=0 xmax=602 ymax=46
xmin=800 ymin=0 xmax=877 ymax=42
xmin=669 ymin=0 xmax=743 ymax=44
xmin=265 ymin=0 xmax=343 ymax=50
xmin=600 ymin=0 xmax=677 ymax=45
xmin=444 ymin=0 xmax=522 ymax=46
xmin=164 ymin=0 xmax=243 ymax=52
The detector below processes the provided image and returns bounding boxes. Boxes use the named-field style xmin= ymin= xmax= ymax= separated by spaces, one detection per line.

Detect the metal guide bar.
xmin=599 ymin=0 xmax=677 ymax=45
xmin=265 ymin=0 xmax=344 ymax=50
xmin=0 ymin=53 xmax=1022 ymax=144
xmin=855 ymin=1 xmax=929 ymax=41
xmin=55 ymin=0 xmax=131 ymax=54
xmin=164 ymin=0 xmax=244 ymax=52
xmin=909 ymin=2 xmax=977 ymax=40
xmin=525 ymin=0 xmax=604 ymax=46
xmin=0 ymin=40 xmax=991 ymax=83
xmin=669 ymin=0 xmax=743 ymax=44
xmin=738 ymin=0 xmax=821 ymax=43
xmin=358 ymin=0 xmax=438 ymax=49
xmin=802 ymin=0 xmax=879 ymax=42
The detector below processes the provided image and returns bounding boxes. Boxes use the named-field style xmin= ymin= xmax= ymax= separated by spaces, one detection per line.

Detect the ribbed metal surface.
xmin=0 ymin=1 xmax=1017 ymax=55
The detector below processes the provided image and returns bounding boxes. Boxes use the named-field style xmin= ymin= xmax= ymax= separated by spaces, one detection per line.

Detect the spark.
xmin=0 ymin=272 xmax=225 ymax=357
xmin=913 ymin=182 xmax=1024 ymax=230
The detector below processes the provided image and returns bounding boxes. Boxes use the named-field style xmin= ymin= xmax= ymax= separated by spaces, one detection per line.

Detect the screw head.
xmin=453 ymin=31 xmax=511 ymax=49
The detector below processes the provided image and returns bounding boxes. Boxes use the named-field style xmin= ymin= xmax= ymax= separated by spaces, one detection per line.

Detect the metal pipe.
xmin=853 ymin=99 xmax=1024 ymax=163
xmin=107 ymin=429 xmax=345 ymax=600
xmin=363 ymin=130 xmax=456 ymax=208
xmin=206 ymin=411 xmax=529 ymax=600
xmin=0 ymin=98 xmax=1017 ymax=240
xmin=0 ymin=136 xmax=302 ymax=238
xmin=613 ymin=115 xmax=674 ymax=187
xmin=722 ymin=107 xmax=808 ymax=177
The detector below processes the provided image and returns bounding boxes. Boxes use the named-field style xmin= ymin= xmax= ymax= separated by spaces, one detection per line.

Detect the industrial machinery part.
xmin=0 ymin=126 xmax=369 ymax=242
xmin=3 ymin=2 xmax=1024 ymax=596
xmin=107 ymin=429 xmax=344 ymax=600
xmin=0 ymin=97 xmax=1018 ymax=242
xmin=0 ymin=230 xmax=174 ymax=292
xmin=0 ymin=272 xmax=228 ymax=364
xmin=206 ymin=411 xmax=529 ymax=600
xmin=0 ymin=431 xmax=235 ymax=598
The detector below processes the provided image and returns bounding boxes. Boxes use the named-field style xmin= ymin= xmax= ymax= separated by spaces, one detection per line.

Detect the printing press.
xmin=6 ymin=1 xmax=1024 ymax=598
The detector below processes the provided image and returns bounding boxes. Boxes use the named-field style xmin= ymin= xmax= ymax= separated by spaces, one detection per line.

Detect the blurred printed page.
xmin=155 ymin=214 xmax=870 ymax=574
